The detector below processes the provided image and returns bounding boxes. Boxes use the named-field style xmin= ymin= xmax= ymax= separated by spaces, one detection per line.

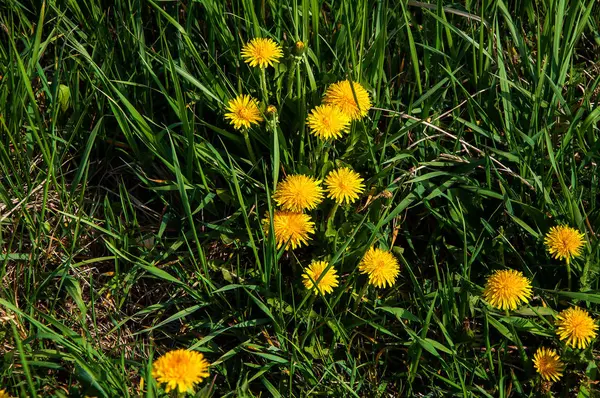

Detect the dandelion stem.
xmin=242 ymin=129 xmax=257 ymax=164
xmin=260 ymin=68 xmax=269 ymax=103
xmin=268 ymin=117 xmax=280 ymax=189
xmin=286 ymin=57 xmax=299 ymax=98
xmin=325 ymin=203 xmax=339 ymax=238
xmin=314 ymin=139 xmax=324 ymax=171
xmin=307 ymin=293 xmax=317 ymax=309
xmin=353 ymin=281 xmax=369 ymax=312
xmin=505 ymin=309 xmax=528 ymax=368
xmin=321 ymin=143 xmax=329 ymax=169
xmin=327 ymin=203 xmax=339 ymax=223
xmin=566 ymin=261 xmax=572 ymax=291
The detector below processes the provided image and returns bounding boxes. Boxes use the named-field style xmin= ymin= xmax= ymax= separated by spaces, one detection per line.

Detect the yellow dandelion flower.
xmin=152 ymin=349 xmax=210 ymax=393
xmin=555 ymin=307 xmax=598 ymax=349
xmin=544 ymin=225 xmax=585 ymax=264
xmin=323 ymin=80 xmax=372 ymax=120
xmin=302 ymin=260 xmax=339 ymax=295
xmin=263 ymin=210 xmax=315 ymax=250
xmin=241 ymin=38 xmax=283 ymax=68
xmin=224 ymin=94 xmax=263 ymax=130
xmin=272 ymin=174 xmax=324 ymax=211
xmin=0 ymin=390 xmax=13 ymax=398
xmin=533 ymin=347 xmax=564 ymax=382
xmin=359 ymin=247 xmax=400 ymax=288
xmin=324 ymin=167 xmax=365 ymax=205
xmin=482 ymin=269 xmax=532 ymax=311
xmin=307 ymin=105 xmax=351 ymax=140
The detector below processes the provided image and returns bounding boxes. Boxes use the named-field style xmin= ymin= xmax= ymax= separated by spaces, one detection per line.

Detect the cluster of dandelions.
xmin=220 ymin=37 xmax=397 ymax=295
xmin=264 ymin=171 xmax=399 ymax=295
xmin=300 ymin=246 xmax=401 ymax=295
xmin=480 ymin=225 xmax=596 ymax=383
xmin=224 ymin=37 xmax=372 ymax=141
xmin=223 ymin=37 xmax=281 ymax=130
xmin=219 ymin=35 xmax=597 ymax=388
xmin=143 ymin=225 xmax=592 ymax=395
xmin=307 ymin=79 xmax=372 ymax=139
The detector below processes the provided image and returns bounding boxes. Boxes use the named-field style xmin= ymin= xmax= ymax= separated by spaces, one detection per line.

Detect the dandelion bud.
xmin=294 ymin=40 xmax=306 ymax=56
xmin=266 ymin=104 xmax=277 ymax=115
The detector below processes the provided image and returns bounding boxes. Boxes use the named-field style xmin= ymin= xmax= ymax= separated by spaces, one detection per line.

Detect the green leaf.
xmin=548 ymin=290 xmax=600 ymax=304
xmin=487 ymin=316 xmax=515 ymax=343
xmin=58 ymin=84 xmax=71 ymax=112
xmin=378 ymin=306 xmax=421 ymax=323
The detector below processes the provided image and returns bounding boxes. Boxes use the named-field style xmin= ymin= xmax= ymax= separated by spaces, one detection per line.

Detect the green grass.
xmin=1 ymin=0 xmax=600 ymax=396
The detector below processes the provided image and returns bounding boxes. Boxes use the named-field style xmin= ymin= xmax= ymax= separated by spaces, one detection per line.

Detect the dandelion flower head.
xmin=263 ymin=210 xmax=315 ymax=250
xmin=555 ymin=307 xmax=598 ymax=349
xmin=323 ymin=80 xmax=372 ymax=120
xmin=325 ymin=167 xmax=365 ymax=205
xmin=152 ymin=349 xmax=210 ymax=393
xmin=272 ymin=174 xmax=324 ymax=211
xmin=544 ymin=225 xmax=585 ymax=264
xmin=241 ymin=38 xmax=283 ymax=68
xmin=302 ymin=260 xmax=339 ymax=295
xmin=359 ymin=247 xmax=400 ymax=288
xmin=533 ymin=347 xmax=564 ymax=382
xmin=224 ymin=94 xmax=263 ymax=130
xmin=0 ymin=390 xmax=13 ymax=398
xmin=482 ymin=269 xmax=532 ymax=311
xmin=307 ymin=105 xmax=351 ymax=140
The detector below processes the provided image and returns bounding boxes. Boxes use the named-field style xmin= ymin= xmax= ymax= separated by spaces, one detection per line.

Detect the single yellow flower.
xmin=533 ymin=347 xmax=564 ymax=382
xmin=241 ymin=38 xmax=283 ymax=68
xmin=482 ymin=269 xmax=532 ymax=311
xmin=555 ymin=307 xmax=598 ymax=349
xmin=152 ymin=349 xmax=210 ymax=393
xmin=302 ymin=260 xmax=339 ymax=295
xmin=359 ymin=247 xmax=400 ymax=288
xmin=224 ymin=94 xmax=263 ymax=130
xmin=323 ymin=80 xmax=372 ymax=120
xmin=544 ymin=225 xmax=585 ymax=264
xmin=0 ymin=390 xmax=13 ymax=398
xmin=272 ymin=174 xmax=324 ymax=211
xmin=263 ymin=210 xmax=315 ymax=250
xmin=324 ymin=167 xmax=365 ymax=205
xmin=306 ymin=105 xmax=351 ymax=140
